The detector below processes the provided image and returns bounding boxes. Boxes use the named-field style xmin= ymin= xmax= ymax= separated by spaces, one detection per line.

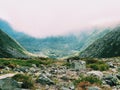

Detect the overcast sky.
xmin=0 ymin=0 xmax=120 ymax=38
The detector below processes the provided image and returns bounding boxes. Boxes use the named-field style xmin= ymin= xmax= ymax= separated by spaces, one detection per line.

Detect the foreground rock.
xmin=37 ymin=74 xmax=55 ymax=85
xmin=87 ymin=71 xmax=103 ymax=79
xmin=67 ymin=60 xmax=86 ymax=71
xmin=0 ymin=78 xmax=20 ymax=90
xmin=103 ymin=74 xmax=120 ymax=86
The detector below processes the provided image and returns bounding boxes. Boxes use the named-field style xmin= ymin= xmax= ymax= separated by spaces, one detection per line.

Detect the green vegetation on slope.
xmin=0 ymin=58 xmax=55 ymax=68
xmin=80 ymin=27 xmax=120 ymax=58
xmin=0 ymin=29 xmax=29 ymax=58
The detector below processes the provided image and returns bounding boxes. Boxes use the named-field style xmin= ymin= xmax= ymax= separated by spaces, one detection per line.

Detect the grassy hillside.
xmin=0 ymin=29 xmax=29 ymax=58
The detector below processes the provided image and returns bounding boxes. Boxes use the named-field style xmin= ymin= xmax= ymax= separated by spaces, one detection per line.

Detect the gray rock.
xmin=104 ymin=75 xmax=120 ymax=86
xmin=61 ymin=87 xmax=70 ymax=90
xmin=40 ymin=65 xmax=46 ymax=70
xmin=31 ymin=64 xmax=37 ymax=68
xmin=41 ymin=71 xmax=52 ymax=77
xmin=60 ymin=76 xmax=69 ymax=81
xmin=0 ymin=78 xmax=21 ymax=90
xmin=69 ymin=60 xmax=86 ymax=71
xmin=87 ymin=71 xmax=103 ymax=79
xmin=4 ymin=66 xmax=10 ymax=71
xmin=37 ymin=74 xmax=54 ymax=85
xmin=29 ymin=67 xmax=36 ymax=73
xmin=14 ymin=67 xmax=29 ymax=73
xmin=87 ymin=86 xmax=101 ymax=90
xmin=50 ymin=68 xmax=58 ymax=74
xmin=0 ymin=71 xmax=3 ymax=74
xmin=107 ymin=62 xmax=114 ymax=68
xmin=68 ymin=83 xmax=75 ymax=90
xmin=116 ymin=73 xmax=120 ymax=80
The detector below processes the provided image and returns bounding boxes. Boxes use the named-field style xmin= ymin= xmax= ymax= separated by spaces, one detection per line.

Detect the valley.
xmin=0 ymin=20 xmax=120 ymax=90
xmin=0 ymin=19 xmax=111 ymax=58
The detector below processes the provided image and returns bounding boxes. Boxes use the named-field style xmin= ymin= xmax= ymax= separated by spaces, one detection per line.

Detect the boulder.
xmin=14 ymin=67 xmax=29 ymax=73
xmin=0 ymin=78 xmax=21 ymax=90
xmin=4 ymin=66 xmax=10 ymax=71
xmin=107 ymin=62 xmax=114 ymax=68
xmin=103 ymin=75 xmax=120 ymax=86
xmin=87 ymin=71 xmax=103 ymax=79
xmin=29 ymin=67 xmax=36 ymax=73
xmin=31 ymin=64 xmax=37 ymax=68
xmin=37 ymin=74 xmax=54 ymax=85
xmin=70 ymin=60 xmax=86 ymax=71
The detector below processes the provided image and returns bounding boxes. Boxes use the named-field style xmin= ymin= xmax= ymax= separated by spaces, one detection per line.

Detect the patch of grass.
xmin=63 ymin=62 xmax=71 ymax=68
xmin=12 ymin=74 xmax=34 ymax=89
xmin=88 ymin=63 xmax=109 ymax=71
xmin=83 ymin=58 xmax=109 ymax=71
xmin=73 ymin=75 xmax=102 ymax=87
xmin=0 ymin=58 xmax=55 ymax=68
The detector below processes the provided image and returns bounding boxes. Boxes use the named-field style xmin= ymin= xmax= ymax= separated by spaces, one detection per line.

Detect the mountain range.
xmin=0 ymin=19 xmax=113 ymax=58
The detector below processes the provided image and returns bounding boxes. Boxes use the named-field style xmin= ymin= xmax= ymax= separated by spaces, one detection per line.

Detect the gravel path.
xmin=0 ymin=73 xmax=16 ymax=79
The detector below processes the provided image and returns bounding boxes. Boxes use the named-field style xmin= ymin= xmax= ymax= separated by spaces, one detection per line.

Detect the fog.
xmin=0 ymin=0 xmax=120 ymax=37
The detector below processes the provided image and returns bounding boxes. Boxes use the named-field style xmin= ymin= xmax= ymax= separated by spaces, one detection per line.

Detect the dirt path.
xmin=0 ymin=73 xmax=16 ymax=79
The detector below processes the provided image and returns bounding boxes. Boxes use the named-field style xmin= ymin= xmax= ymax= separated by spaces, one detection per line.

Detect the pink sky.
xmin=0 ymin=0 xmax=120 ymax=38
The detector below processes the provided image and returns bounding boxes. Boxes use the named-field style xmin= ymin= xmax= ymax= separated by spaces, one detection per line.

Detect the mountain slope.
xmin=80 ymin=27 xmax=120 ymax=58
xmin=0 ymin=29 xmax=29 ymax=58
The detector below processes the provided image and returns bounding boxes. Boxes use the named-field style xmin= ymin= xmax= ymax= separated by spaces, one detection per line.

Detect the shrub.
xmin=12 ymin=74 xmax=34 ymax=89
xmin=85 ymin=59 xmax=98 ymax=64
xmin=99 ymin=64 xmax=109 ymax=71
xmin=88 ymin=63 xmax=109 ymax=71
xmin=63 ymin=62 xmax=71 ymax=68
xmin=89 ymin=64 xmax=99 ymax=70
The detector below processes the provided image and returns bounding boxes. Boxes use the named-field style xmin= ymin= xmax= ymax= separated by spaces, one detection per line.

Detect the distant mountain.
xmin=0 ymin=19 xmax=111 ymax=58
xmin=0 ymin=29 xmax=30 ymax=58
xmin=80 ymin=27 xmax=120 ymax=58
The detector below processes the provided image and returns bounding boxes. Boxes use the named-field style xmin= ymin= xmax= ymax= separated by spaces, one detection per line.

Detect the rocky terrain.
xmin=0 ymin=57 xmax=119 ymax=90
